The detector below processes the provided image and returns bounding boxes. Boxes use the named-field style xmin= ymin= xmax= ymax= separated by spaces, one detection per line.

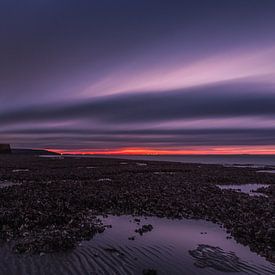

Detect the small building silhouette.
xmin=0 ymin=144 xmax=11 ymax=154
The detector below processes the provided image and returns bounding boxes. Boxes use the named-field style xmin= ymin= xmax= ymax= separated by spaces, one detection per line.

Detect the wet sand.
xmin=1 ymin=215 xmax=275 ymax=275
xmin=0 ymin=155 xmax=275 ymax=273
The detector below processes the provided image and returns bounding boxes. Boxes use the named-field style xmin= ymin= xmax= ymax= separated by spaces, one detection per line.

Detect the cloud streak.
xmin=1 ymin=81 xmax=275 ymax=125
xmin=1 ymin=80 xmax=275 ymax=150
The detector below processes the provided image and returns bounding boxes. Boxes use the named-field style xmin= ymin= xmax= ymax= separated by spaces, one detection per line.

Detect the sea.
xmin=72 ymin=154 xmax=275 ymax=166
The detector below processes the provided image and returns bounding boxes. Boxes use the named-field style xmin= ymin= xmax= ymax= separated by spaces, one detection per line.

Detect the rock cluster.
xmin=0 ymin=155 xmax=275 ymax=263
xmin=135 ymin=224 xmax=153 ymax=235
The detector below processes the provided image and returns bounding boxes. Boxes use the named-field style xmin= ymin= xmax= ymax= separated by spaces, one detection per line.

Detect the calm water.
xmin=258 ymin=170 xmax=275 ymax=174
xmin=0 ymin=181 xmax=21 ymax=188
xmin=1 ymin=216 xmax=274 ymax=275
xmin=217 ymin=183 xmax=269 ymax=197
xmin=66 ymin=154 xmax=275 ymax=166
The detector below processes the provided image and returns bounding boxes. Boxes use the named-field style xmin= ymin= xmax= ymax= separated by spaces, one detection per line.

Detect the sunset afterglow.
xmin=1 ymin=1 xmax=275 ymax=155
xmin=51 ymin=146 xmax=275 ymax=156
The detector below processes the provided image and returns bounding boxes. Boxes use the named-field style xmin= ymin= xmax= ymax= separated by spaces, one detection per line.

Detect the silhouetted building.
xmin=0 ymin=144 xmax=11 ymax=154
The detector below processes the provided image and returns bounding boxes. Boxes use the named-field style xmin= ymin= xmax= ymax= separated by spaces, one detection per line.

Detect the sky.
xmin=1 ymin=0 xmax=275 ymax=154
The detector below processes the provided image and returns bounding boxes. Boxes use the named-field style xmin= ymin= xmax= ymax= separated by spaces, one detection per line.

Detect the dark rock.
xmin=142 ymin=269 xmax=157 ymax=275
xmin=267 ymin=228 xmax=275 ymax=237
xmin=0 ymin=144 xmax=11 ymax=154
xmin=135 ymin=224 xmax=153 ymax=235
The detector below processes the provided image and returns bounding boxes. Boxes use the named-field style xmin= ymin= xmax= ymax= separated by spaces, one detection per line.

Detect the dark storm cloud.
xmin=3 ymin=128 xmax=275 ymax=138
xmin=2 ymin=129 xmax=275 ymax=148
xmin=1 ymin=81 xmax=275 ymax=148
xmin=0 ymin=82 xmax=275 ymax=125
xmin=1 ymin=0 xmax=275 ymax=104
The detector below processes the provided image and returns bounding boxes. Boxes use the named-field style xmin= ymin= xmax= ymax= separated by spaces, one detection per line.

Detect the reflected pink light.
xmin=49 ymin=145 xmax=275 ymax=155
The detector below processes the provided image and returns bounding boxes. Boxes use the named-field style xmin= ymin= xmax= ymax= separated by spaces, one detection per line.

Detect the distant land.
xmin=0 ymin=144 xmax=11 ymax=154
xmin=12 ymin=149 xmax=60 ymax=155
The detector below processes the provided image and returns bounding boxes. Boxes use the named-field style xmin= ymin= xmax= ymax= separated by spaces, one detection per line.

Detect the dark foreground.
xmin=0 ymin=155 xmax=275 ymax=264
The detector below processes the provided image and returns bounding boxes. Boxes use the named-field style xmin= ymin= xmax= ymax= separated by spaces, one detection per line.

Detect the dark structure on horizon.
xmin=0 ymin=144 xmax=12 ymax=154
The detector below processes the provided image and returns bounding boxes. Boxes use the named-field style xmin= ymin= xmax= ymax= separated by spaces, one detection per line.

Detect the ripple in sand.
xmin=1 ymin=216 xmax=275 ymax=275
xmin=97 ymin=178 xmax=112 ymax=182
xmin=189 ymin=244 xmax=271 ymax=273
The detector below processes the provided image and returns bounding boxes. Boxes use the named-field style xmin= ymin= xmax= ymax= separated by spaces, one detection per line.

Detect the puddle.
xmin=0 ymin=215 xmax=274 ymax=275
xmin=12 ymin=169 xmax=29 ymax=173
xmin=217 ymin=184 xmax=269 ymax=196
xmin=257 ymin=170 xmax=275 ymax=174
xmin=136 ymin=163 xmax=148 ymax=166
xmin=0 ymin=181 xmax=21 ymax=188
xmin=223 ymin=164 xmax=266 ymax=169
xmin=153 ymin=172 xmax=176 ymax=175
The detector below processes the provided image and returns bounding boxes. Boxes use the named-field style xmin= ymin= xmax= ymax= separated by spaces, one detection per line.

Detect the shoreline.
xmin=0 ymin=155 xmax=275 ymax=263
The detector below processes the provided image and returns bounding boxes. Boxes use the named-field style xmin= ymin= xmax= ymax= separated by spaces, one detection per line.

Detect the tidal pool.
xmin=217 ymin=183 xmax=269 ymax=196
xmin=0 ymin=215 xmax=274 ymax=275
xmin=0 ymin=181 xmax=21 ymax=188
xmin=257 ymin=170 xmax=275 ymax=174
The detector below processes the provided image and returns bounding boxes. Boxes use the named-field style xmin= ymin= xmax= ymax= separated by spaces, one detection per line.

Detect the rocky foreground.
xmin=0 ymin=155 xmax=275 ymax=262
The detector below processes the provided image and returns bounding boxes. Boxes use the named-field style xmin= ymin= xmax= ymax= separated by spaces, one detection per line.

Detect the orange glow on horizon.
xmin=46 ymin=146 xmax=275 ymax=155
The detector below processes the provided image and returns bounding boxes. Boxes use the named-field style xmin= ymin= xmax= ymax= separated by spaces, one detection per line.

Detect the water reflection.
xmin=0 ymin=181 xmax=21 ymax=188
xmin=217 ymin=184 xmax=269 ymax=196
xmin=257 ymin=170 xmax=275 ymax=174
xmin=1 ymin=215 xmax=275 ymax=275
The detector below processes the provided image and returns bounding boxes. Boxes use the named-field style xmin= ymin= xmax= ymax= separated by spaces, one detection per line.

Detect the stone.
xmin=0 ymin=144 xmax=11 ymax=154
xmin=143 ymin=269 xmax=157 ymax=275
xmin=267 ymin=228 xmax=275 ymax=237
